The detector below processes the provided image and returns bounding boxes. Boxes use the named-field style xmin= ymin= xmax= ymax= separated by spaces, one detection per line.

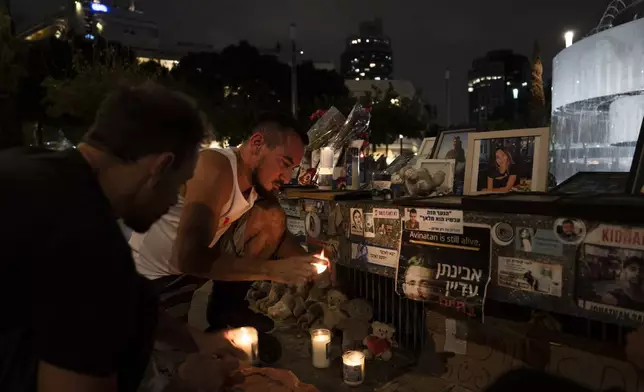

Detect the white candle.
xmin=228 ymin=327 xmax=258 ymax=364
xmin=342 ymin=350 xmax=365 ymax=386
xmin=310 ymin=329 xmax=331 ymax=368
xmin=320 ymin=147 xmax=334 ymax=169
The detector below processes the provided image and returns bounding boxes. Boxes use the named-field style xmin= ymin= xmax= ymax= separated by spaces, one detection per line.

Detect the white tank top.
xmin=130 ymin=148 xmax=258 ymax=279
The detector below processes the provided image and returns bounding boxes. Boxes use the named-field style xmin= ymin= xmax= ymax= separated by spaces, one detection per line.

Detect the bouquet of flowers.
xmin=305 ymin=103 xmax=371 ymax=152
xmin=306 ymin=107 xmax=346 ymax=152
xmin=329 ymin=103 xmax=371 ymax=151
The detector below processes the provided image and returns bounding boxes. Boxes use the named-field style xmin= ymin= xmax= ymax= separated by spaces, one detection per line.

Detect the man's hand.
xmin=626 ymin=325 xmax=644 ymax=371
xmin=266 ymin=255 xmax=320 ymax=286
xmin=193 ymin=329 xmax=248 ymax=361
xmin=177 ymin=353 xmax=239 ymax=392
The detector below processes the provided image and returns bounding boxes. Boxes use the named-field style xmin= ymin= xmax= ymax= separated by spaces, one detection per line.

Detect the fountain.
xmin=550 ymin=8 xmax=644 ymax=183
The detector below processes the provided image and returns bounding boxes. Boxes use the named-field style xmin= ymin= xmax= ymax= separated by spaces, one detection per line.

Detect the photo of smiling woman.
xmin=485 ymin=147 xmax=517 ymax=192
xmin=475 ymin=136 xmax=536 ymax=193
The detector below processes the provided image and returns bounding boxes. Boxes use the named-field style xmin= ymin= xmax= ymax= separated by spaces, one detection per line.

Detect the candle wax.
xmin=311 ymin=331 xmax=331 ymax=368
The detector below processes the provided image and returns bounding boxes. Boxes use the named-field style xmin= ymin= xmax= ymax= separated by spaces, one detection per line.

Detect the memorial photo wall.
xmin=470 ymin=209 xmax=644 ymax=327
xmin=345 ymin=203 xmax=402 ymax=277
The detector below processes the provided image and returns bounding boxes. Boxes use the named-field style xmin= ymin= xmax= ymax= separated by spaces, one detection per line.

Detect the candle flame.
xmin=313 ymin=250 xmax=329 ymax=274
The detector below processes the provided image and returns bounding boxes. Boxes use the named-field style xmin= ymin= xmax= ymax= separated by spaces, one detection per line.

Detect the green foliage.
xmin=358 ymin=83 xmax=428 ymax=146
xmin=0 ymin=10 xmax=25 ymax=96
xmin=528 ymin=41 xmax=547 ymax=128
xmin=43 ymin=51 xmax=160 ymax=125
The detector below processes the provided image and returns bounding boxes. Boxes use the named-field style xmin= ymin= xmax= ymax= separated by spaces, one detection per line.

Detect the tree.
xmin=359 ymin=83 xmax=427 ymax=148
xmin=43 ymin=38 xmax=160 ymax=142
xmin=0 ymin=8 xmax=26 ymax=148
xmin=528 ymin=41 xmax=547 ymax=128
xmin=172 ymin=41 xmax=350 ymax=144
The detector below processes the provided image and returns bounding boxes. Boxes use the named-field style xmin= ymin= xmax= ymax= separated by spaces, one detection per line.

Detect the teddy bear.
xmin=256 ymin=282 xmax=286 ymax=314
xmin=363 ymin=321 xmax=397 ymax=361
xmin=245 ymin=281 xmax=272 ymax=306
xmin=296 ymin=289 xmax=347 ymax=331
xmin=267 ymin=288 xmax=296 ymax=320
xmin=336 ymin=298 xmax=373 ymax=351
xmin=292 ymin=283 xmax=311 ymax=318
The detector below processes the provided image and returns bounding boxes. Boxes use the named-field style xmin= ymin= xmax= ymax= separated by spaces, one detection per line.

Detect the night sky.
xmin=14 ymin=0 xmax=608 ymax=125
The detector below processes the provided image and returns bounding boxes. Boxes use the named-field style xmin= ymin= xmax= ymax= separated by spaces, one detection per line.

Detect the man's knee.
xmin=249 ymin=200 xmax=286 ymax=233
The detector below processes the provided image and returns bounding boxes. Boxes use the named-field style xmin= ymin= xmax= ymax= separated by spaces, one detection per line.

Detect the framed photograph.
xmin=431 ymin=129 xmax=475 ymax=195
xmin=626 ymin=118 xmax=644 ymax=195
xmin=464 ymin=127 xmax=550 ymax=196
xmin=415 ymin=159 xmax=456 ymax=193
xmin=417 ymin=137 xmax=436 ymax=158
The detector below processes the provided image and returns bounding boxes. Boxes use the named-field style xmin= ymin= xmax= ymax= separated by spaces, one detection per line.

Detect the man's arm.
xmin=172 ymin=150 xmax=275 ymax=281
xmin=275 ymin=230 xmax=308 ymax=258
xmin=38 ymin=362 xmax=116 ymax=392
xmin=172 ymin=150 xmax=316 ymax=283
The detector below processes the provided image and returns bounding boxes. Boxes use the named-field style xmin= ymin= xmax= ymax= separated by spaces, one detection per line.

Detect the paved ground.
xmin=270 ymin=325 xmax=469 ymax=392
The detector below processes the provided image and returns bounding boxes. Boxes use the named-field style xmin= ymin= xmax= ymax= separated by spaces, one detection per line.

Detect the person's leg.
xmin=206 ymin=200 xmax=288 ymax=364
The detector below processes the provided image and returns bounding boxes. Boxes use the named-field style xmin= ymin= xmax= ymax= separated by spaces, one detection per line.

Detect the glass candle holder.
xmin=227 ymin=327 xmax=259 ymax=365
xmin=310 ymin=328 xmax=331 ymax=368
xmin=342 ymin=350 xmax=365 ymax=386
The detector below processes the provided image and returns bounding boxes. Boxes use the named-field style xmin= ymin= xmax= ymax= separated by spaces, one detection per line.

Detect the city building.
xmin=16 ymin=1 xmax=213 ymax=70
xmin=340 ymin=18 xmax=393 ymax=81
xmin=467 ymin=50 xmax=530 ymax=126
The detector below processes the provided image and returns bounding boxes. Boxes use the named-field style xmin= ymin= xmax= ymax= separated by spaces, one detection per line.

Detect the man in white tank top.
xmin=130 ymin=113 xmax=320 ymax=376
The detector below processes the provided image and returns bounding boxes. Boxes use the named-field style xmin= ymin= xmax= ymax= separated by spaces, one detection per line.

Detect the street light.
xmin=512 ymin=88 xmax=519 ymax=99
xmin=399 ymin=134 xmax=404 ymax=156
xmin=564 ymin=31 xmax=574 ymax=48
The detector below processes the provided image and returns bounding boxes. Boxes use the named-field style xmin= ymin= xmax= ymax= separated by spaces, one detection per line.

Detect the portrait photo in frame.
xmin=626 ymin=117 xmax=644 ymax=195
xmin=417 ymin=137 xmax=436 ymax=158
xmin=415 ymin=159 xmax=456 ymax=193
xmin=464 ymin=128 xmax=550 ymax=196
xmin=431 ymin=129 xmax=475 ymax=195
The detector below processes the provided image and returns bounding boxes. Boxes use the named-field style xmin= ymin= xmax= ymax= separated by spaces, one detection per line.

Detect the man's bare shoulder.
xmin=184 ymin=150 xmax=234 ymax=203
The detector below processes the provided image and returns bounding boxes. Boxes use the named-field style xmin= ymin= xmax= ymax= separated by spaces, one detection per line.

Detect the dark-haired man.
xmin=0 ymin=84 xmax=241 ymax=392
xmin=130 ymin=112 xmax=321 ymax=366
xmin=406 ymin=209 xmax=420 ymax=230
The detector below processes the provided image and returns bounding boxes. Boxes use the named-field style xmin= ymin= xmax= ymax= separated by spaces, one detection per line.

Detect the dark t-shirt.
xmin=487 ymin=164 xmax=518 ymax=189
xmin=0 ymin=147 xmax=157 ymax=391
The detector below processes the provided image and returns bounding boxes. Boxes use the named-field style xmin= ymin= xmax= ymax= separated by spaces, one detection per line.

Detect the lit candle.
xmin=342 ymin=350 xmax=365 ymax=386
xmin=310 ymin=328 xmax=331 ymax=368
xmin=312 ymin=250 xmax=329 ymax=274
xmin=227 ymin=327 xmax=258 ymax=364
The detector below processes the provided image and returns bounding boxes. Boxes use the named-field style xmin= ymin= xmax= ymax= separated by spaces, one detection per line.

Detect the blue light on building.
xmin=90 ymin=3 xmax=109 ymax=13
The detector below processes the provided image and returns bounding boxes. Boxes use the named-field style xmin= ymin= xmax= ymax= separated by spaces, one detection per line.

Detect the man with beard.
xmin=130 ymin=112 xmax=321 ymax=371
xmin=0 ymin=84 xmax=242 ymax=392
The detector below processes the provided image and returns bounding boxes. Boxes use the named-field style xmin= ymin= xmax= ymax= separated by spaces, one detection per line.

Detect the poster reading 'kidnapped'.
xmin=396 ymin=222 xmax=492 ymax=319
xmin=576 ymin=224 xmax=644 ymax=323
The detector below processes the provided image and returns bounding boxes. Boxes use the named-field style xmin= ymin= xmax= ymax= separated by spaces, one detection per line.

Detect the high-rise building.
xmin=340 ymin=18 xmax=393 ymax=81
xmin=467 ymin=50 xmax=530 ymax=126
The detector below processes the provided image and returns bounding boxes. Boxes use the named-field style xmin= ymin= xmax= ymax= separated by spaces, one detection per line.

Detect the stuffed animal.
xmin=256 ymin=282 xmax=286 ymax=314
xmin=321 ymin=289 xmax=348 ymax=330
xmin=296 ymin=288 xmax=347 ymax=331
xmin=363 ymin=321 xmax=397 ymax=361
xmin=291 ymin=283 xmax=311 ymax=318
xmin=267 ymin=288 xmax=296 ymax=320
xmin=245 ymin=281 xmax=272 ymax=305
xmin=304 ymin=283 xmax=327 ymax=308
xmin=336 ymin=299 xmax=373 ymax=351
